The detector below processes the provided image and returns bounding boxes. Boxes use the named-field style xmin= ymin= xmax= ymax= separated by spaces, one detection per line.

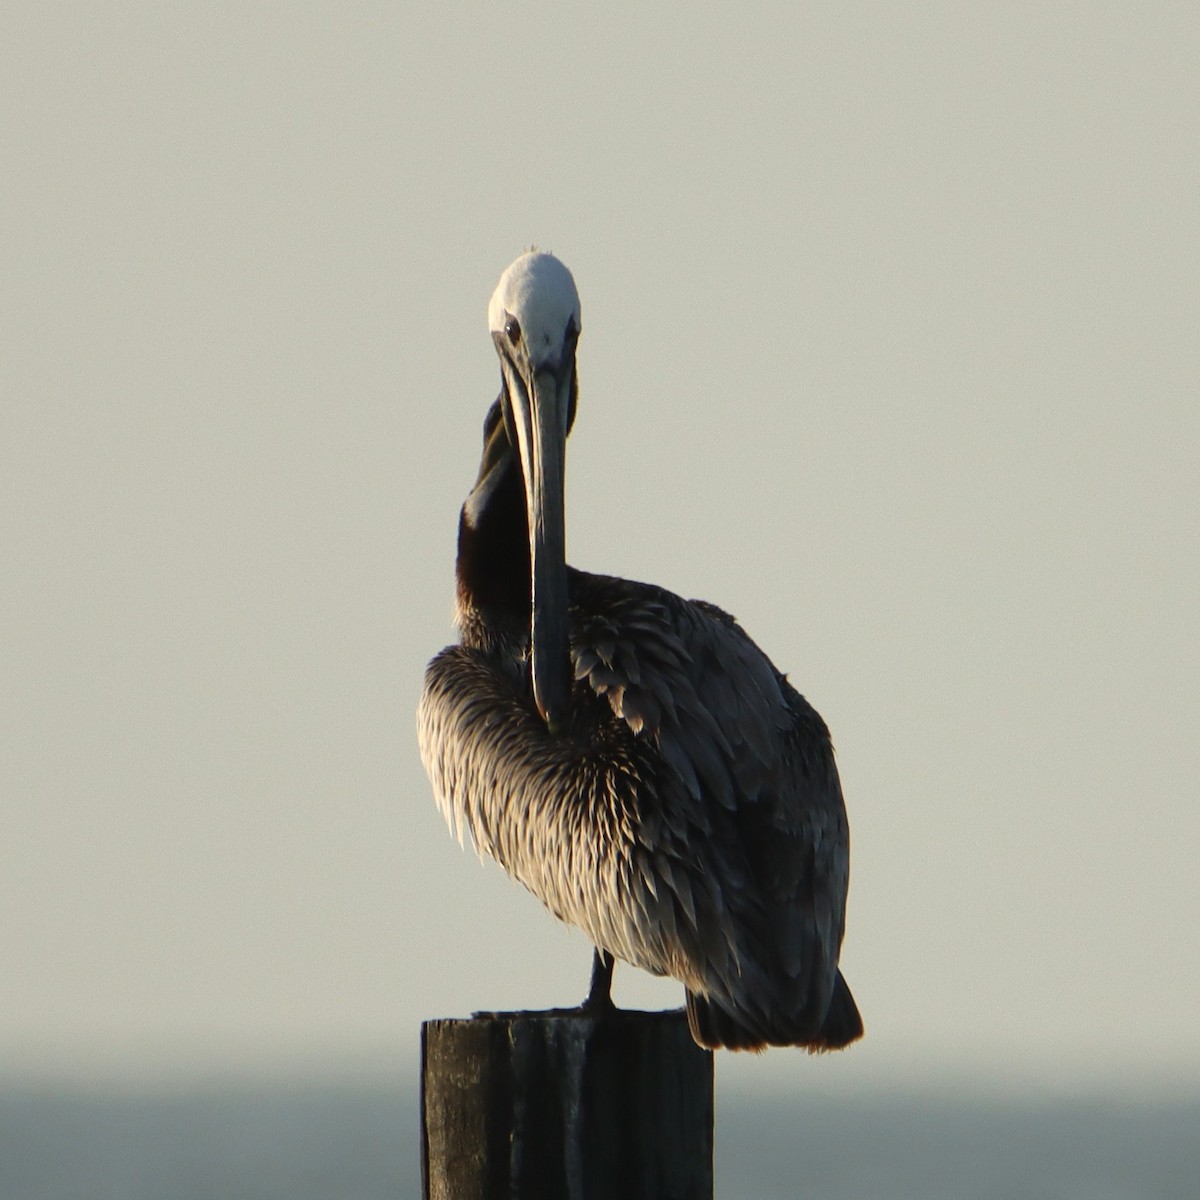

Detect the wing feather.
xmin=567 ymin=568 xmax=851 ymax=1031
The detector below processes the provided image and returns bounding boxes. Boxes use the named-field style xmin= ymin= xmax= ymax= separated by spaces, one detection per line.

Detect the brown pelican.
xmin=418 ymin=251 xmax=862 ymax=1051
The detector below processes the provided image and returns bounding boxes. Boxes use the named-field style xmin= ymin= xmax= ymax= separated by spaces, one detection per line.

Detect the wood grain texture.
xmin=422 ymin=1009 xmax=713 ymax=1200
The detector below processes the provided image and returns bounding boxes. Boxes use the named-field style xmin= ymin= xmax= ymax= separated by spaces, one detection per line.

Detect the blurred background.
xmin=3 ymin=2 xmax=1197 ymax=1195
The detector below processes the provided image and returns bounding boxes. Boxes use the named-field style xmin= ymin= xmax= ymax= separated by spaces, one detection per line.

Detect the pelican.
xmin=418 ymin=251 xmax=862 ymax=1051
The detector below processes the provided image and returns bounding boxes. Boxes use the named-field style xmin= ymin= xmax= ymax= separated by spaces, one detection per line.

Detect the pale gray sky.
xmin=3 ymin=3 xmax=1196 ymax=1097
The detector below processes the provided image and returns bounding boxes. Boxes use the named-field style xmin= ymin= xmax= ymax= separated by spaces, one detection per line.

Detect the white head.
xmin=488 ymin=251 xmax=582 ymax=369
xmin=485 ymin=251 xmax=582 ymax=733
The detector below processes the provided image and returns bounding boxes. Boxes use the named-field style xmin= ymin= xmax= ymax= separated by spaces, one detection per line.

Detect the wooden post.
xmin=421 ymin=1008 xmax=713 ymax=1200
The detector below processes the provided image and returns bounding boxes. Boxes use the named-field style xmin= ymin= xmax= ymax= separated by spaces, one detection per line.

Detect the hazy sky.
xmin=3 ymin=3 xmax=1196 ymax=1097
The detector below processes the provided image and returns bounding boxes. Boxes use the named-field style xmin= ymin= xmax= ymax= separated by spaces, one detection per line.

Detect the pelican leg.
xmin=582 ymin=948 xmax=615 ymax=1012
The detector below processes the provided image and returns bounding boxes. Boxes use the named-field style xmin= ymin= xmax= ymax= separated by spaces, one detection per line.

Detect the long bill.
xmin=507 ymin=361 xmax=571 ymax=732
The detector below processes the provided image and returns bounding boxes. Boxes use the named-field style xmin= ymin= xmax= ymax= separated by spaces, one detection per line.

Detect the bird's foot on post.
xmin=581 ymin=949 xmax=615 ymax=1014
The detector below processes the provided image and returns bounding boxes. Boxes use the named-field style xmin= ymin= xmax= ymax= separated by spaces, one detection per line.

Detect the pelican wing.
xmin=568 ymin=569 xmax=851 ymax=1040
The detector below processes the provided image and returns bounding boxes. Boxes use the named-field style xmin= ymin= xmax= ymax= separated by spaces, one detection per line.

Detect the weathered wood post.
xmin=421 ymin=1008 xmax=713 ymax=1200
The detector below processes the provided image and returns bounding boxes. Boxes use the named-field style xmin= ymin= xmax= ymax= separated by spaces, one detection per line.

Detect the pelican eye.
xmin=504 ymin=317 xmax=521 ymax=347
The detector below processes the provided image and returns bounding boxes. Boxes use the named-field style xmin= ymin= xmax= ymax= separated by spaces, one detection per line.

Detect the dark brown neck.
xmin=455 ymin=400 xmax=530 ymax=640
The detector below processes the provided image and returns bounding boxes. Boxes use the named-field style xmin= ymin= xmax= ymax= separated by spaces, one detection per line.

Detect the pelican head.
xmin=487 ymin=251 xmax=582 ymax=733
